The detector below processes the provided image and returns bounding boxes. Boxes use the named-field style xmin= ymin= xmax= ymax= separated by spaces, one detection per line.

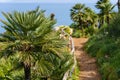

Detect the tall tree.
xmin=118 ymin=0 xmax=120 ymax=12
xmin=83 ymin=7 xmax=98 ymax=27
xmin=0 ymin=7 xmax=69 ymax=80
xmin=96 ymin=0 xmax=115 ymax=25
xmin=50 ymin=13 xmax=55 ymax=20
xmin=70 ymin=3 xmax=98 ymax=29
xmin=70 ymin=4 xmax=85 ymax=29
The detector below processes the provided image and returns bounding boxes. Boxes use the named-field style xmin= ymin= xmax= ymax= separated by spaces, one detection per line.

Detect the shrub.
xmin=85 ymin=14 xmax=120 ymax=80
xmin=57 ymin=25 xmax=73 ymax=35
xmin=72 ymin=30 xmax=81 ymax=38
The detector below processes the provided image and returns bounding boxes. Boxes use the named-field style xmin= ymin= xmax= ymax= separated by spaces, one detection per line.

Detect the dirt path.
xmin=73 ymin=38 xmax=101 ymax=80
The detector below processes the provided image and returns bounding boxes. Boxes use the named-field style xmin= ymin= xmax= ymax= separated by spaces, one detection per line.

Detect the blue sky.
xmin=0 ymin=0 xmax=118 ymax=33
xmin=0 ymin=0 xmax=118 ymax=4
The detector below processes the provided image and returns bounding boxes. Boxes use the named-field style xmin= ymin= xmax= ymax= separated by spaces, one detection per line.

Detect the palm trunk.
xmin=101 ymin=18 xmax=104 ymax=26
xmin=24 ymin=64 xmax=31 ymax=80
xmin=50 ymin=13 xmax=55 ymax=20
xmin=78 ymin=17 xmax=81 ymax=29
xmin=107 ymin=16 xmax=109 ymax=24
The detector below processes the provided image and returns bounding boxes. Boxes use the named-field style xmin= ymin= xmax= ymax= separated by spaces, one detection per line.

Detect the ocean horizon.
xmin=0 ymin=3 xmax=118 ymax=33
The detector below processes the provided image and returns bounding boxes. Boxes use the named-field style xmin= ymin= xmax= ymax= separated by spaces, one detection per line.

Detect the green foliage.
xmin=96 ymin=0 xmax=116 ymax=26
xmin=68 ymin=64 xmax=80 ymax=80
xmin=70 ymin=0 xmax=116 ymax=38
xmin=57 ymin=25 xmax=73 ymax=35
xmin=0 ymin=58 xmax=24 ymax=80
xmin=0 ymin=7 xmax=74 ymax=80
xmin=81 ymin=26 xmax=98 ymax=37
xmin=72 ymin=30 xmax=81 ymax=38
xmin=49 ymin=53 xmax=74 ymax=80
xmin=31 ymin=53 xmax=74 ymax=80
xmin=70 ymin=3 xmax=98 ymax=38
xmin=106 ymin=14 xmax=120 ymax=38
xmin=71 ymin=26 xmax=98 ymax=38
xmin=85 ymin=14 xmax=120 ymax=80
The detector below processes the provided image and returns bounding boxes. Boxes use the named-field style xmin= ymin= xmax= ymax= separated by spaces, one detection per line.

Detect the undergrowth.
xmin=85 ymin=14 xmax=120 ymax=80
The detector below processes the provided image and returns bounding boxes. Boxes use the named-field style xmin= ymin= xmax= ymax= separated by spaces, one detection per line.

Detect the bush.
xmin=70 ymin=22 xmax=98 ymax=38
xmin=107 ymin=14 xmax=120 ymax=38
xmin=72 ymin=26 xmax=98 ymax=38
xmin=68 ymin=64 xmax=80 ymax=80
xmin=85 ymin=14 xmax=120 ymax=80
xmin=72 ymin=30 xmax=81 ymax=38
xmin=57 ymin=25 xmax=73 ymax=35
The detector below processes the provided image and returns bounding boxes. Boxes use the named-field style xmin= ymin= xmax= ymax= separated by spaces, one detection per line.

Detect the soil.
xmin=73 ymin=38 xmax=101 ymax=80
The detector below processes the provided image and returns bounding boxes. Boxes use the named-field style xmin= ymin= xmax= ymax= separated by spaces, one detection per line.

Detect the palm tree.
xmin=83 ymin=7 xmax=98 ymax=28
xmin=96 ymin=0 xmax=115 ymax=25
xmin=70 ymin=3 xmax=98 ymax=37
xmin=0 ymin=7 xmax=69 ymax=80
xmin=70 ymin=4 xmax=98 ymax=29
xmin=50 ymin=13 xmax=55 ymax=20
xmin=70 ymin=3 xmax=85 ymax=29
xmin=118 ymin=0 xmax=120 ymax=12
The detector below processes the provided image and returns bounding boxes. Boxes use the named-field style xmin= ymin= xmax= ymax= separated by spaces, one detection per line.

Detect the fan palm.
xmin=70 ymin=3 xmax=85 ymax=29
xmin=118 ymin=0 xmax=120 ymax=12
xmin=70 ymin=3 xmax=99 ymax=37
xmin=70 ymin=4 xmax=98 ymax=29
xmin=0 ymin=7 xmax=69 ymax=80
xmin=83 ymin=7 xmax=98 ymax=28
xmin=96 ymin=0 xmax=115 ymax=25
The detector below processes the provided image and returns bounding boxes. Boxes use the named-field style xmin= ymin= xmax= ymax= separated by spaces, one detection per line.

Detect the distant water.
xmin=0 ymin=3 xmax=118 ymax=33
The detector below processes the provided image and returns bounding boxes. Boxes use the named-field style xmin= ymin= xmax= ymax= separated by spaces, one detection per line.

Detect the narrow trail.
xmin=73 ymin=38 xmax=101 ymax=80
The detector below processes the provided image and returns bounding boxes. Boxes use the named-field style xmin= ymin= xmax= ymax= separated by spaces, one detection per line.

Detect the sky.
xmin=0 ymin=0 xmax=118 ymax=33
xmin=0 ymin=0 xmax=118 ymax=4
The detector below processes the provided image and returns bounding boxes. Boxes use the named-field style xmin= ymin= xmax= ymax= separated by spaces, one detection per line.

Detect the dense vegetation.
xmin=71 ymin=0 xmax=120 ymax=79
xmin=85 ymin=14 xmax=120 ymax=80
xmin=70 ymin=0 xmax=116 ymax=38
xmin=70 ymin=3 xmax=98 ymax=37
xmin=0 ymin=8 xmax=74 ymax=80
xmin=0 ymin=0 xmax=120 ymax=80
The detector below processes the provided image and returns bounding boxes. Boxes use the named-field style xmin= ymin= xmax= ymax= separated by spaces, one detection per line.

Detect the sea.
xmin=0 ymin=3 xmax=118 ymax=33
